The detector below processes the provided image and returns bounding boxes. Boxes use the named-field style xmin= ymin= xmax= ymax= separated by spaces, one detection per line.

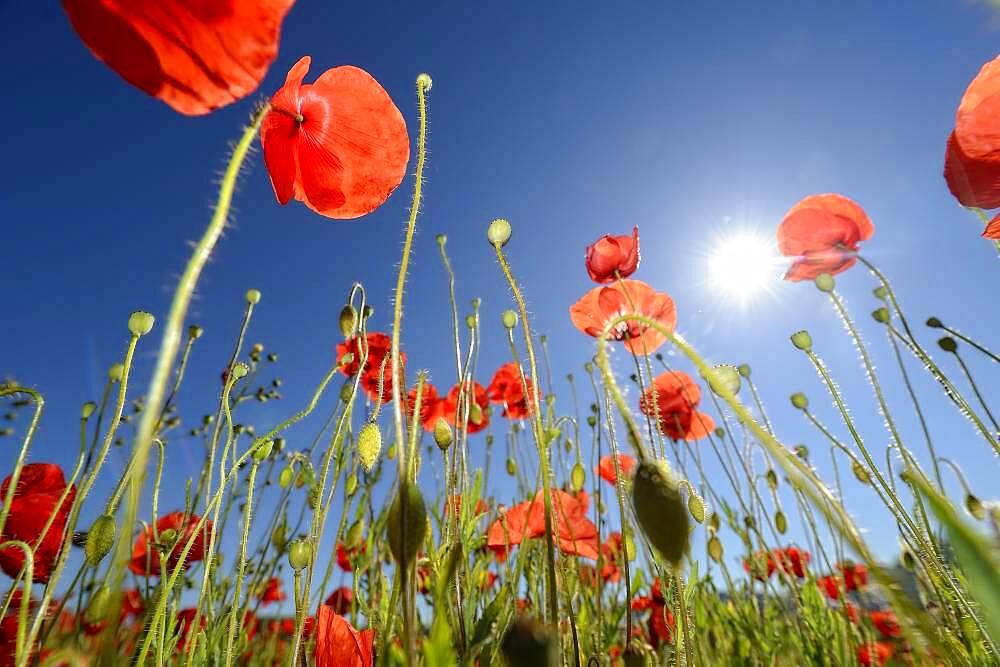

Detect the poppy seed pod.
xmin=85 ymin=514 xmax=116 ymax=567
xmin=339 ymin=305 xmax=358 ymax=339
xmin=386 ymin=482 xmax=428 ymax=567
xmin=501 ymin=310 xmax=518 ymax=329
xmin=790 ymin=392 xmax=809 ymax=410
xmin=814 ymin=273 xmax=835 ymax=292
xmin=926 ymin=316 xmax=943 ymax=328
xmin=570 ymin=462 xmax=586 ymax=492
xmin=357 ymin=422 xmax=382 ymax=473
xmin=245 ymin=289 xmax=262 ymax=305
xmin=128 ymin=311 xmax=155 ymax=337
xmin=487 ymin=218 xmax=512 ymax=247
xmin=871 ymin=307 xmax=890 ymax=324
xmin=287 ymin=539 xmax=312 ymax=571
xmin=790 ymin=330 xmax=813 ymax=351
xmin=937 ymin=336 xmax=958 ymax=353
xmin=433 ymin=418 xmax=452 ymax=451
xmin=632 ymin=460 xmax=689 ymax=567
xmin=85 ymin=585 xmax=113 ymax=625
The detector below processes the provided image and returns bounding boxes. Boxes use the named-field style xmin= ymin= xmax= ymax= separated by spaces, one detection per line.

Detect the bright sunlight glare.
xmin=707 ymin=230 xmax=782 ymax=302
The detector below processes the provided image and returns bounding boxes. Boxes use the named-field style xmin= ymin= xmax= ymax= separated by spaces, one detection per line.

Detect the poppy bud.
xmin=386 ymin=444 xmax=397 ymax=460
xmin=471 ymin=297 xmax=482 ymax=311
xmin=584 ymin=362 xmax=594 ymax=374
xmin=386 ymin=482 xmax=428 ymax=567
xmin=814 ymin=273 xmax=835 ymax=292
xmin=107 ymin=363 xmax=124 ymax=383
xmin=632 ymin=460 xmax=689 ymax=567
xmin=966 ymin=494 xmax=986 ymax=520
xmin=714 ymin=427 xmax=725 ymax=438
xmin=871 ymin=307 xmax=890 ymax=324
xmin=188 ymin=324 xmax=204 ymax=340
xmin=851 ymin=461 xmax=871 ymax=485
xmin=937 ymin=336 xmax=958 ymax=353
xmin=775 ymin=511 xmax=788 ymax=535
xmin=687 ymin=491 xmax=706 ymax=523
xmin=794 ymin=444 xmax=809 ymax=460
xmin=872 ymin=286 xmax=888 ymax=300
xmin=465 ymin=314 xmax=477 ymax=330
xmin=790 ymin=392 xmax=809 ymax=410
xmin=706 ymin=364 xmax=741 ymax=396
xmin=278 ymin=466 xmax=294 ymax=489
xmin=570 ymin=462 xmax=586 ymax=492
xmin=487 ymin=218 xmax=512 ymax=247
xmin=587 ymin=415 xmax=597 ymax=428
xmin=506 ymin=458 xmax=517 ymax=476
xmin=708 ymin=513 xmax=721 ymax=533
xmin=357 ymin=422 xmax=382 ymax=473
xmin=271 ymin=524 xmax=287 ymax=549
xmin=288 ymin=539 xmax=312 ymax=571
xmin=790 ymin=330 xmax=813 ymax=352
xmin=268 ymin=353 xmax=278 ymax=362
xmin=85 ymin=585 xmax=112 ymax=625
xmin=339 ymin=305 xmax=358 ymax=339
xmin=81 ymin=402 xmax=97 ymax=420
xmin=926 ymin=317 xmax=943 ymax=328
xmin=345 ymin=473 xmax=358 ymax=497
xmin=766 ymin=469 xmax=778 ymax=490
xmin=433 ymin=418 xmax=452 ymax=451
xmin=245 ymin=289 xmax=262 ymax=305
xmin=436 ymin=233 xmax=447 ymax=246
xmin=416 ymin=72 xmax=433 ymax=91
xmin=470 ymin=402 xmax=484 ymax=426
xmin=347 ymin=519 xmax=364 ymax=548
xmin=308 ymin=484 xmax=321 ymax=510
xmin=85 ymin=514 xmax=116 ymax=567
xmin=707 ymin=536 xmax=724 ymax=562
xmin=737 ymin=363 xmax=752 ymax=377
xmin=502 ymin=310 xmax=518 ymax=329
xmin=128 ymin=310 xmax=155 ymax=337
xmin=501 ymin=618 xmax=558 ymax=667
xmin=230 ymin=363 xmax=249 ymax=381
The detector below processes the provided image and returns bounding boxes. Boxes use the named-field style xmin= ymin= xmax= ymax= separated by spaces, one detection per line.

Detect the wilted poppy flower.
xmin=406 ymin=383 xmax=445 ymax=432
xmin=62 ymin=0 xmax=295 ymax=116
xmin=0 ymin=463 xmax=76 ymax=583
xmin=773 ymin=546 xmax=810 ymax=578
xmin=596 ymin=454 xmax=636 ymax=486
xmin=129 ymin=511 xmax=211 ymax=576
xmin=261 ymin=56 xmax=409 ymax=219
xmin=585 ymin=226 xmax=640 ymax=283
xmin=869 ymin=610 xmax=901 ymax=639
xmin=599 ymin=532 xmax=625 ymax=583
xmin=569 ymin=279 xmax=677 ymax=355
xmin=336 ymin=332 xmax=404 ymax=404
xmin=442 ymin=382 xmax=491 ymax=433
xmin=839 ymin=562 xmax=868 ymax=591
xmin=258 ymin=577 xmax=286 ymax=606
xmin=944 ymin=55 xmax=1000 ymax=218
xmin=776 ymin=194 xmax=874 ymax=282
xmin=325 ymin=587 xmax=353 ymax=615
xmin=743 ymin=551 xmax=777 ymax=581
xmin=486 ymin=363 xmax=538 ymax=419
xmin=314 ymin=605 xmax=375 ymax=667
xmin=856 ymin=640 xmax=893 ymax=666
xmin=639 ymin=371 xmax=715 ymax=442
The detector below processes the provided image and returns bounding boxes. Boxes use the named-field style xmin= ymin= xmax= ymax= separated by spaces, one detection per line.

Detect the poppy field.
xmin=3 ymin=3 xmax=1000 ymax=666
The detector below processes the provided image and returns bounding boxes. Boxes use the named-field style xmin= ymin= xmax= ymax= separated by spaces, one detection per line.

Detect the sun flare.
xmin=707 ymin=230 xmax=782 ymax=301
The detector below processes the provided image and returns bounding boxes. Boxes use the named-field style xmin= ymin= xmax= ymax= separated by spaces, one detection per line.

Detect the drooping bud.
xmin=632 ymin=460 xmax=689 ymax=567
xmin=966 ymin=494 xmax=986 ymax=520
xmin=487 ymin=218 xmax=512 ymax=247
xmin=85 ymin=514 xmax=116 ymax=566
xmin=925 ymin=316 xmax=943 ymax=329
xmin=687 ymin=491 xmax=706 ymax=523
xmin=775 ymin=511 xmax=788 ymax=535
xmin=708 ymin=513 xmax=721 ymax=533
xmin=433 ymin=418 xmax=452 ymax=451
xmin=339 ymin=305 xmax=359 ymax=339
xmin=501 ymin=310 xmax=518 ymax=329
xmin=937 ymin=336 xmax=958 ymax=353
xmin=128 ymin=311 xmax=155 ymax=337
xmin=386 ymin=482 xmax=428 ymax=567
xmin=271 ymin=524 xmax=287 ymax=550
xmin=814 ymin=273 xmax=835 ymax=292
xmin=188 ymin=324 xmax=204 ymax=340
xmin=278 ymin=466 xmax=294 ymax=489
xmin=851 ymin=461 xmax=871 ymax=485
xmin=501 ymin=618 xmax=558 ymax=667
xmin=346 ymin=519 xmax=364 ymax=548
xmin=252 ymin=439 xmax=274 ymax=462
xmin=85 ymin=585 xmax=112 ymax=625
xmin=344 ymin=473 xmax=358 ymax=498
xmin=872 ymin=286 xmax=888 ymax=300
xmin=570 ymin=462 xmax=586 ymax=492
xmin=386 ymin=444 xmax=397 ymax=460
xmin=737 ymin=363 xmax=751 ymax=378
xmin=506 ymin=458 xmax=517 ymax=476
xmin=288 ymin=539 xmax=312 ymax=571
xmin=793 ymin=444 xmax=809 ymax=460
xmin=707 ymin=536 xmax=724 ymax=562
xmin=765 ymin=469 xmax=778 ymax=491
xmin=790 ymin=330 xmax=813 ymax=352
xmin=81 ymin=402 xmax=97 ymax=420
xmin=357 ymin=422 xmax=382 ymax=473
xmin=871 ymin=307 xmax=890 ymax=324
xmin=469 ymin=402 xmax=484 ymax=426
xmin=108 ymin=363 xmax=124 ymax=383
xmin=245 ymin=289 xmax=261 ymax=305
xmin=790 ymin=392 xmax=809 ymax=410
xmin=465 ymin=314 xmax=477 ymax=329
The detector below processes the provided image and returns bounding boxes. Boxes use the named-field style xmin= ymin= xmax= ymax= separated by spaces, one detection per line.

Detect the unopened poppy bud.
xmin=487 ymin=218 xmax=512 ymax=247
xmin=814 ymin=273 xmax=835 ymax=292
xmin=794 ymin=444 xmax=809 ymax=460
xmin=708 ymin=512 xmax=721 ymax=533
xmin=871 ymin=307 xmax=890 ymax=324
xmin=706 ymin=364 xmax=741 ymax=396
xmin=433 ymin=418 xmax=452 ymax=451
xmin=790 ymin=392 xmax=809 ymax=410
xmin=251 ymin=343 xmax=264 ymax=355
xmin=85 ymin=585 xmax=112 ymax=625
xmin=81 ymin=402 xmax=97 ymax=420
xmin=346 ymin=519 xmax=364 ymax=548
xmin=357 ymin=422 xmax=382 ymax=473
xmin=570 ymin=462 xmax=586 ymax=492
xmin=632 ymin=460 xmax=689 ymax=567
xmin=288 ymin=539 xmax=312 ymax=571
xmin=872 ymin=286 xmax=888 ymax=300
xmin=345 ymin=473 xmax=358 ymax=497
xmin=707 ymin=535 xmax=724 ymax=562
xmin=278 ymin=466 xmax=294 ymax=489
xmin=85 ymin=514 xmax=116 ymax=566
xmin=252 ymin=439 xmax=274 ymax=462
xmin=271 ymin=525 xmax=287 ymax=549
xmin=502 ymin=310 xmax=518 ymax=329
xmin=966 ymin=494 xmax=986 ymax=520
xmin=937 ymin=336 xmax=957 ymax=353
xmin=386 ymin=482 xmax=428 ymax=567
xmin=339 ymin=305 xmax=358 ymax=339
xmin=584 ymin=362 xmax=594 ymax=374
xmin=766 ymin=469 xmax=778 ymax=490
xmin=471 ymin=297 xmax=481 ymax=311
xmin=230 ymin=363 xmax=249 ymax=381
xmin=687 ymin=491 xmax=706 ymax=523
xmin=107 ymin=363 xmax=124 ymax=383
xmin=157 ymin=528 xmax=178 ymax=549
xmin=501 ymin=618 xmax=558 ymax=667
xmin=128 ymin=310 xmax=155 ymax=337
xmin=714 ymin=427 xmax=725 ymax=439
xmin=469 ymin=402 xmax=484 ymax=426
xmin=586 ymin=415 xmax=597 ymax=428
xmin=790 ymin=330 xmax=812 ymax=351
xmin=851 ymin=461 xmax=871 ymax=485
xmin=436 ymin=233 xmax=447 ymax=246
xmin=308 ymin=484 xmax=321 ymax=509
xmin=465 ymin=314 xmax=477 ymax=329
xmin=188 ymin=324 xmax=204 ymax=340
xmin=245 ymin=289 xmax=261 ymax=305
xmin=416 ymin=72 xmax=433 ymax=91
xmin=901 ymin=548 xmax=915 ymax=570
xmin=386 ymin=444 xmax=397 ymax=460
xmin=775 ymin=510 xmax=788 ymax=534
xmin=506 ymin=458 xmax=517 ymax=476
xmin=926 ymin=316 xmax=943 ymax=328
xmin=737 ymin=363 xmax=751 ymax=377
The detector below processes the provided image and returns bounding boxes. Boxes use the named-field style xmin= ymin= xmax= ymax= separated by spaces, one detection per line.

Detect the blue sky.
xmin=1 ymin=1 xmax=998 ymax=605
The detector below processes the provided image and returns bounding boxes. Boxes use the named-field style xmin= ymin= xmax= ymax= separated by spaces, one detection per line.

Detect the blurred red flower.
xmin=743 ymin=551 xmax=777 ymax=581
xmin=486 ymin=363 xmax=539 ymax=420
xmin=585 ymin=226 xmax=640 ymax=283
xmin=0 ymin=463 xmax=76 ymax=583
xmin=121 ymin=589 xmax=145 ymax=621
xmin=258 ymin=577 xmax=286 ymax=606
xmin=570 ymin=279 xmax=676 ymax=355
xmin=442 ymin=382 xmax=491 ymax=433
xmin=817 ymin=575 xmax=842 ymax=601
xmin=129 ymin=511 xmax=211 ymax=576
xmin=631 ymin=579 xmax=674 ymax=646
xmin=599 ymin=532 xmax=625 ymax=583
xmin=325 ymin=587 xmax=353 ymax=615
xmin=839 ymin=562 xmax=868 ymax=591
xmin=337 ymin=332 xmax=404 ymax=404
xmin=444 ymin=495 xmax=489 ymax=518
xmin=639 ymin=371 xmax=715 ymax=442
xmin=773 ymin=546 xmax=810 ymax=578
xmin=174 ymin=608 xmax=204 ymax=648
xmin=486 ymin=489 xmax=599 ymax=560
xmin=869 ymin=610 xmax=901 ymax=639
xmin=261 ymin=56 xmax=409 ymax=219
xmin=336 ymin=542 xmax=366 ymax=573
xmin=1 ymin=591 xmax=34 ymax=665
xmin=406 ymin=383 xmax=445 ymax=432
xmin=856 ymin=640 xmax=893 ymax=666
xmin=314 ymin=605 xmax=374 ymax=667
xmin=776 ymin=194 xmax=874 ymax=282
xmin=62 ymin=0 xmax=295 ymax=116
xmin=596 ymin=454 xmax=636 ymax=486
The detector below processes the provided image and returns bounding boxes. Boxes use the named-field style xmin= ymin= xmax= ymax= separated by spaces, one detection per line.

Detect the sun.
xmin=707 ymin=230 xmax=782 ymax=302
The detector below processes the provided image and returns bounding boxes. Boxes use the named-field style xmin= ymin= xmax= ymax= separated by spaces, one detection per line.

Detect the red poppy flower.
xmin=336 ymin=332 xmax=404 ymax=404
xmin=0 ymin=463 xmax=76 ymax=583
xmin=599 ymin=532 xmax=624 ymax=583
xmin=569 ymin=279 xmax=677 ymax=355
xmin=856 ymin=641 xmax=893 ymax=666
xmin=174 ymin=608 xmax=204 ymax=647
xmin=486 ymin=502 xmax=533 ymax=561
xmin=631 ymin=579 xmax=674 ymax=646
xmin=1 ymin=591 xmax=34 ymax=665
xmin=516 ymin=597 xmax=532 ymax=612
xmin=776 ymin=194 xmax=874 ymax=282
xmin=773 ymin=546 xmax=810 ymax=578
xmin=325 ymin=587 xmax=353 ymax=615
xmin=479 ymin=570 xmax=498 ymax=591
xmin=869 ymin=610 xmax=901 ymax=639
xmin=336 ymin=542 xmax=366 ymax=573
xmin=441 ymin=382 xmax=491 ymax=434
xmin=817 ymin=575 xmax=842 ymax=601
xmin=62 ymin=0 xmax=295 ymax=116
xmin=486 ymin=490 xmax=599 ymax=560
xmin=845 ymin=602 xmax=861 ymax=624
xmin=486 ymin=363 xmax=539 ymax=420
xmin=261 ymin=56 xmax=409 ymax=219
xmin=639 ymin=371 xmax=715 ymax=442
xmin=743 ymin=551 xmax=777 ymax=581
xmin=129 ymin=511 xmax=211 ymax=576
xmin=944 ymin=55 xmax=1000 ymax=214
xmin=840 ymin=562 xmax=868 ymax=591
xmin=406 ymin=383 xmax=445 ymax=432
xmin=121 ymin=589 xmax=145 ymax=621
xmin=596 ymin=454 xmax=636 ymax=486
xmin=585 ymin=226 xmax=640 ymax=283
xmin=314 ymin=605 xmax=375 ymax=667
xmin=258 ymin=577 xmax=286 ymax=606
xmin=984 ymin=215 xmax=1000 ymax=239
xmin=444 ymin=495 xmax=489 ymax=518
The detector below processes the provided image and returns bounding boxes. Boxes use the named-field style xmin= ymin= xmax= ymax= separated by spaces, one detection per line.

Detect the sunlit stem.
xmin=601 ymin=388 xmax=634 ymax=643
xmin=224 ymin=460 xmax=259 ymax=666
xmin=0 ymin=387 xmax=44 ymax=537
xmin=947 ymin=347 xmax=1000 ymax=432
xmin=938 ymin=323 xmax=1000 ymax=364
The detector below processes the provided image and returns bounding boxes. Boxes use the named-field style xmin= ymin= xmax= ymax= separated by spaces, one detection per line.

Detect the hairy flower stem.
xmin=0 ymin=387 xmax=44 ymax=538
xmin=224 ymin=460 xmax=260 ymax=666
